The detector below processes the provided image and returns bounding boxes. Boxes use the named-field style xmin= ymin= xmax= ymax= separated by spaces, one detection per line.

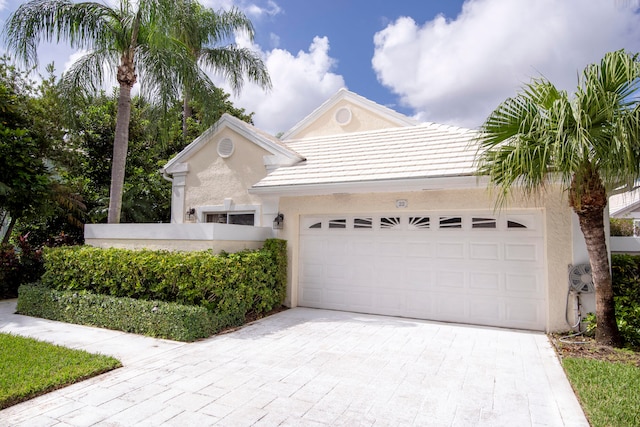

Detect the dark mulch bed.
xmin=550 ymin=333 xmax=640 ymax=367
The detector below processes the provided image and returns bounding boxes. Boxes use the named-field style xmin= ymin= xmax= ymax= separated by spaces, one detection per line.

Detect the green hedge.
xmin=17 ymin=285 xmax=223 ymax=342
xmin=40 ymin=239 xmax=287 ymax=320
xmin=610 ymin=218 xmax=635 ymax=236
xmin=611 ymin=254 xmax=640 ymax=348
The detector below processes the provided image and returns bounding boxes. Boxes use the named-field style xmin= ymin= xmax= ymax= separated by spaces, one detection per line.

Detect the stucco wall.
xmin=291 ymin=99 xmax=404 ymax=139
xmin=276 ymin=187 xmax=575 ymax=332
xmin=182 ymin=127 xmax=271 ymax=224
xmin=85 ymin=238 xmax=263 ymax=253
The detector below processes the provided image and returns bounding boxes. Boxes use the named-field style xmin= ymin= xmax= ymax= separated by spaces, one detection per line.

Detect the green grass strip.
xmin=0 ymin=333 xmax=121 ymax=409
xmin=563 ymin=357 xmax=640 ymax=427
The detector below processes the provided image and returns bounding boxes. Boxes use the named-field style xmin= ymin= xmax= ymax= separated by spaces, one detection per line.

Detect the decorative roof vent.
xmin=217 ymin=137 xmax=234 ymax=158
xmin=334 ymin=106 xmax=352 ymax=126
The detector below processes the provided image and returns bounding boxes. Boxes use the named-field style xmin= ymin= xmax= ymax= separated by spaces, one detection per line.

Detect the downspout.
xmin=161 ymin=168 xmax=173 ymax=183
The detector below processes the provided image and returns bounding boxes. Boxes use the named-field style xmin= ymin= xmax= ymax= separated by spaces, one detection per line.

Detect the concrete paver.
xmin=0 ymin=299 xmax=588 ymax=426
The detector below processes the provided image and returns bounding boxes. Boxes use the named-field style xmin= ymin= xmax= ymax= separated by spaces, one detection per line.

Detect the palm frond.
xmin=199 ymin=46 xmax=271 ymax=93
xmin=59 ymin=49 xmax=119 ymax=95
xmin=477 ymin=50 xmax=640 ymax=208
xmin=3 ymin=0 xmax=118 ymax=66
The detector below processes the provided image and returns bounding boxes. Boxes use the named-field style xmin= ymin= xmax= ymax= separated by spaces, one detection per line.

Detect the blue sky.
xmin=2 ymin=0 xmax=640 ymax=134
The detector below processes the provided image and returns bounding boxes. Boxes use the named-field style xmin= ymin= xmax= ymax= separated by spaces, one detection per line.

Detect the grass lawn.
xmin=555 ymin=338 xmax=640 ymax=427
xmin=564 ymin=358 xmax=640 ymax=427
xmin=0 ymin=333 xmax=121 ymax=409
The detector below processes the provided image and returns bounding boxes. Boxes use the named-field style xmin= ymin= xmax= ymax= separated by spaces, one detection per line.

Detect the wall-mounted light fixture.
xmin=186 ymin=207 xmax=195 ymax=220
xmin=273 ymin=213 xmax=284 ymax=230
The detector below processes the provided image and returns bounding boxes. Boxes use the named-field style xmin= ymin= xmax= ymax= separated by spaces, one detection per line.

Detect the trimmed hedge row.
xmin=17 ymin=285 xmax=221 ymax=342
xmin=40 ymin=239 xmax=287 ymax=320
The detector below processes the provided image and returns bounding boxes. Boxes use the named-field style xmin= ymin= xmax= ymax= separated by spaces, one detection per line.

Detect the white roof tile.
xmin=253 ymin=122 xmax=480 ymax=189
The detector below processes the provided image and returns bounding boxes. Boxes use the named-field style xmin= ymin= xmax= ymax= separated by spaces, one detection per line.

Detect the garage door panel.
xmin=505 ymin=299 xmax=542 ymax=325
xmin=505 ymin=273 xmax=542 ymax=294
xmin=505 ymin=243 xmax=540 ymax=262
xmin=326 ymin=264 xmax=348 ymax=281
xmin=300 ymin=262 xmax=323 ymax=281
xmin=468 ymin=297 xmax=501 ymax=322
xmin=301 ymin=237 xmax=325 ymax=257
xmin=469 ymin=272 xmax=501 ymax=291
xmin=351 ymin=240 xmax=375 ymax=256
xmin=469 ymin=242 xmax=500 ymax=260
xmin=434 ymin=294 xmax=466 ymax=319
xmin=298 ymin=212 xmax=547 ymax=331
xmin=377 ymin=241 xmax=406 ymax=257
xmin=437 ymin=242 xmax=466 ymax=259
xmin=405 ymin=267 xmax=432 ymax=289
xmin=351 ymin=264 xmax=375 ymax=283
xmin=374 ymin=292 xmax=405 ymax=314
xmin=325 ymin=288 xmax=373 ymax=308
xmin=300 ymin=287 xmax=323 ymax=305
xmin=435 ymin=271 xmax=465 ymax=289
xmin=375 ymin=265 xmax=404 ymax=287
xmin=405 ymin=241 xmax=434 ymax=257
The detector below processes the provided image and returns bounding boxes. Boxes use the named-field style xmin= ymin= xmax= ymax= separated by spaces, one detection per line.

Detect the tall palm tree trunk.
xmin=570 ymin=171 xmax=622 ymax=347
xmin=576 ymin=209 xmax=622 ymax=346
xmin=107 ymin=82 xmax=133 ymax=224
xmin=2 ymin=216 xmax=17 ymax=245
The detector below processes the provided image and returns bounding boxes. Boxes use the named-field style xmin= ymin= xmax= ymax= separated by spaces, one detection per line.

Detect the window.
xmin=380 ymin=217 xmax=401 ymax=229
xmin=328 ymin=219 xmax=347 ymax=229
xmin=354 ymin=218 xmax=373 ymax=229
xmin=205 ymin=212 xmax=254 ymax=226
xmin=439 ymin=216 xmax=462 ymax=229
xmin=472 ymin=217 xmax=497 ymax=229
xmin=507 ymin=220 xmax=527 ymax=229
xmin=409 ymin=217 xmax=430 ymax=229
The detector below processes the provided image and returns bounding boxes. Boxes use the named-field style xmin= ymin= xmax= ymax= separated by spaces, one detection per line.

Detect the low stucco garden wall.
xmin=85 ymin=223 xmax=274 ymax=253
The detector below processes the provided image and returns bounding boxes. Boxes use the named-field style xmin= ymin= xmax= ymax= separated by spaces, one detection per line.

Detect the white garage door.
xmin=299 ymin=211 xmax=547 ymax=330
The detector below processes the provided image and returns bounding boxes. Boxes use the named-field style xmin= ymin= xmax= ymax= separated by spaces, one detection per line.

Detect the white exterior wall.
xmin=85 ymin=223 xmax=273 ymax=253
xmin=276 ymin=187 xmax=576 ymax=332
xmin=172 ymin=128 xmax=273 ymax=225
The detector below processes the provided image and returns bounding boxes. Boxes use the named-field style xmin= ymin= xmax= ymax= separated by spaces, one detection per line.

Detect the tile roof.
xmin=253 ymin=122 xmax=480 ymax=189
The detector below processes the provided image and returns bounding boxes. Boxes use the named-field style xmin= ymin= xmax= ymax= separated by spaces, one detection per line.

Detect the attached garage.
xmin=158 ymin=88 xmax=583 ymax=333
xmin=298 ymin=211 xmax=547 ymax=330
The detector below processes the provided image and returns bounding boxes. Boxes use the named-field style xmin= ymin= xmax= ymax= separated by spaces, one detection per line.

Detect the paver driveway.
xmin=0 ymin=301 xmax=588 ymax=426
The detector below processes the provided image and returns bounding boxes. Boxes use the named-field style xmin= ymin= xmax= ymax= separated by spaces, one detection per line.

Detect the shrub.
xmin=0 ymin=234 xmax=44 ymax=299
xmin=17 ymin=285 xmax=225 ymax=342
xmin=610 ymin=254 xmax=640 ymax=348
xmin=40 ymin=239 xmax=287 ymax=322
xmin=610 ymin=218 xmax=635 ymax=236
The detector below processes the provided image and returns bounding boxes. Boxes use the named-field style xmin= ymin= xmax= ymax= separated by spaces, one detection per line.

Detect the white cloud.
xmin=269 ymin=32 xmax=280 ymax=49
xmin=245 ymin=0 xmax=281 ymax=18
xmin=201 ymin=0 xmax=281 ymax=18
xmin=372 ymin=0 xmax=640 ymax=129
xmin=212 ymin=35 xmax=345 ymax=135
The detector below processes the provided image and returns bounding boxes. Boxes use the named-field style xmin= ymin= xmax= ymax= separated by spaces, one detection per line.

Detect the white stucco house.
xmin=608 ymin=188 xmax=640 ymax=253
xmin=87 ymin=89 xmax=596 ymax=333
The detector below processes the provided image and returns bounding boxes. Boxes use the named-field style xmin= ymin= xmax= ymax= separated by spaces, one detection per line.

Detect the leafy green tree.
xmin=4 ymin=0 xmax=202 ymax=223
xmin=0 ymin=59 xmax=52 ymax=244
xmin=173 ymin=1 xmax=271 ymax=138
xmin=477 ymin=50 xmax=640 ymax=347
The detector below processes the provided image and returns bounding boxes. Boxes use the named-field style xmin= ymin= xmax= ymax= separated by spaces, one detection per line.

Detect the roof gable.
xmin=610 ymin=188 xmax=640 ymax=217
xmin=281 ymin=88 xmax=419 ymax=141
xmin=162 ymin=114 xmax=304 ymax=175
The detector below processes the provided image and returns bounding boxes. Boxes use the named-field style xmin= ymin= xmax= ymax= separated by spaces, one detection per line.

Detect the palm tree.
xmin=4 ymin=0 xmax=198 ymax=223
xmin=173 ymin=1 xmax=271 ymax=138
xmin=477 ymin=50 xmax=640 ymax=347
